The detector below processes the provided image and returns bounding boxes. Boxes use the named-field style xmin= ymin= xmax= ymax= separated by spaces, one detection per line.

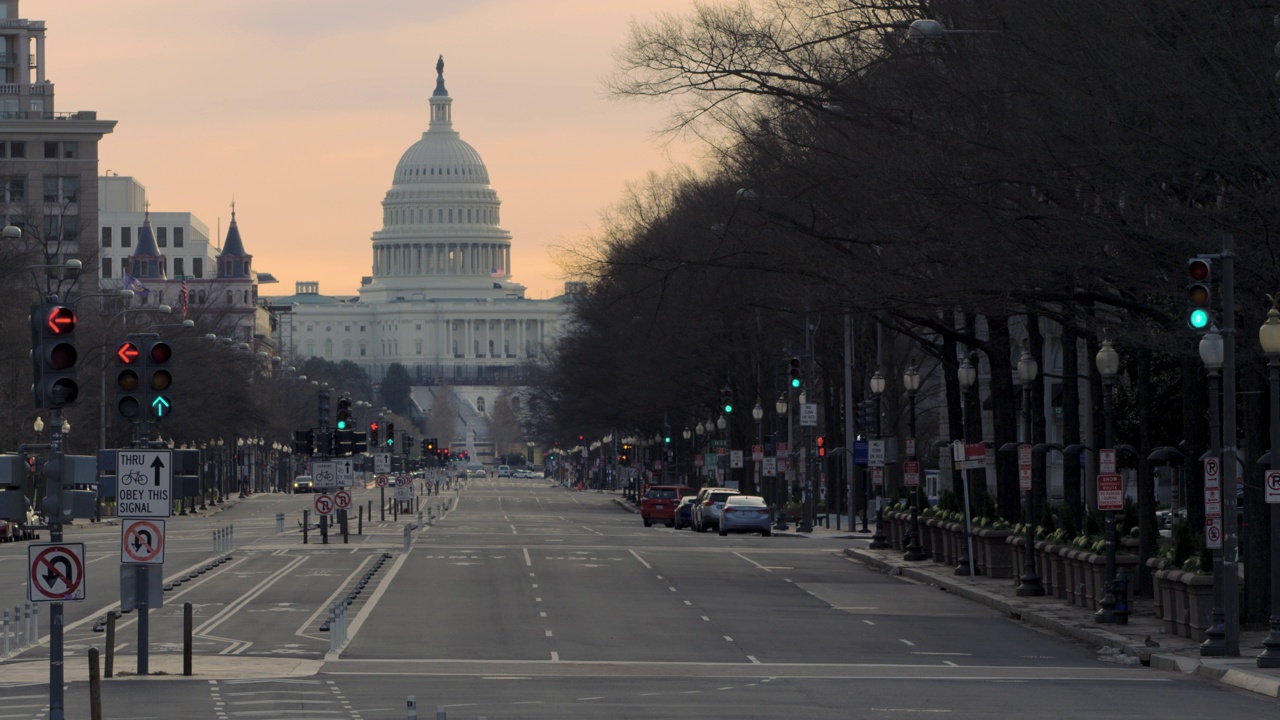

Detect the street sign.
xmin=752 ymin=444 xmax=763 ymax=462
xmin=799 ymin=403 xmax=818 ymax=426
xmin=29 ymin=542 xmax=86 ymax=602
xmin=394 ymin=484 xmax=413 ymax=500
xmin=1206 ymin=516 xmax=1222 ymax=549
xmin=1019 ymin=443 xmax=1032 ymax=491
xmin=311 ymin=461 xmax=337 ymax=490
xmin=776 ymin=441 xmax=788 ymax=457
xmin=374 ymin=453 xmax=391 ymax=474
xmin=376 ymin=474 xmax=389 ymax=488
xmin=872 ymin=467 xmax=884 ymax=488
xmin=1266 ymin=469 xmax=1280 ymax=504
xmin=1097 ymin=473 xmax=1124 ymax=511
xmin=762 ymin=457 xmax=777 ymax=477
xmin=955 ymin=442 xmax=986 ymax=470
xmin=396 ymin=474 xmax=410 ymax=487
xmin=1100 ymin=448 xmax=1116 ymax=474
xmin=730 ymin=450 xmax=743 ymax=469
xmin=906 ymin=437 xmax=916 ymax=458
xmin=1204 ymin=456 xmax=1220 ymax=483
xmin=333 ymin=489 xmax=352 ymax=510
xmin=115 ymin=449 xmax=173 ymax=518
xmin=868 ymin=439 xmax=886 ymax=468
xmin=121 ymin=519 xmax=165 ymax=564
xmin=314 ymin=493 xmax=334 ymax=516
xmin=333 ymin=457 xmax=355 ymax=488
xmin=904 ymin=461 xmax=920 ymax=487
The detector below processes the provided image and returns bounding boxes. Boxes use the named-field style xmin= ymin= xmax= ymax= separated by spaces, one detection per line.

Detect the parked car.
xmin=513 ymin=468 xmax=531 ymax=478
xmin=640 ymin=485 xmax=697 ymax=527
xmin=467 ymin=464 xmax=486 ymax=478
xmin=497 ymin=465 xmax=512 ymax=477
xmin=719 ymin=495 xmax=772 ymax=537
xmin=292 ymin=475 xmax=314 ymax=493
xmin=673 ymin=496 xmax=697 ymax=530
xmin=692 ymin=487 xmax=741 ymax=532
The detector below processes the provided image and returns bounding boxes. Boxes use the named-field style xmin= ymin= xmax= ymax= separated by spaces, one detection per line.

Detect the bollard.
xmin=403 ymin=525 xmax=411 ymax=553
xmin=30 ymin=604 xmax=37 ymax=644
xmin=1114 ymin=568 xmax=1130 ymax=625
xmin=276 ymin=513 xmax=285 ymax=534
xmin=17 ymin=604 xmax=25 ymax=647
xmin=105 ymin=612 xmax=116 ymax=678
xmin=436 ymin=705 xmax=447 ymax=720
xmin=303 ymin=510 xmax=309 ymax=544
xmin=229 ymin=523 xmax=235 ymax=552
xmin=89 ymin=647 xmax=102 ymax=720
xmin=328 ymin=606 xmax=338 ymax=654
xmin=3 ymin=609 xmax=8 ymax=657
xmin=417 ymin=511 xmax=423 ymax=529
xmin=407 ymin=694 xmax=417 ymax=720
xmin=183 ymin=602 xmax=193 ymax=675
xmin=358 ymin=505 xmax=363 ymax=536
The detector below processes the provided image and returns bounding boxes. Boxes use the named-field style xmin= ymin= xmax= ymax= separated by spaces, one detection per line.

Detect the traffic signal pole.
xmin=46 ymin=405 xmax=66 ymax=720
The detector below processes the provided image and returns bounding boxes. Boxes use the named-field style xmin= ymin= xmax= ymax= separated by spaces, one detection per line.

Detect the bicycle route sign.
xmin=310 ymin=461 xmax=338 ymax=490
xmin=115 ymin=449 xmax=172 ymax=518
xmin=121 ymin=519 xmax=165 ymax=564
xmin=29 ymin=542 xmax=86 ymax=602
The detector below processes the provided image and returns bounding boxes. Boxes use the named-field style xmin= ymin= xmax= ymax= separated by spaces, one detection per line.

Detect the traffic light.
xmin=336 ymin=397 xmax=352 ymax=430
xmin=114 ymin=338 xmax=143 ymax=419
xmin=403 ymin=434 xmax=412 ymax=455
xmin=293 ymin=429 xmax=314 ymax=455
xmin=143 ymin=337 xmax=173 ymax=419
xmin=720 ymin=386 xmax=733 ymax=413
xmin=663 ymin=425 xmax=671 ymax=444
xmin=789 ymin=356 xmax=802 ymax=388
xmin=427 ymin=438 xmax=436 ymax=453
xmin=1187 ymin=258 xmax=1212 ymax=331
xmin=420 ymin=438 xmax=427 ymax=456
xmin=30 ymin=303 xmax=79 ymax=408
xmin=442 ymin=447 xmax=450 ymax=461
xmin=816 ymin=435 xmax=827 ymax=458
xmin=334 ymin=429 xmax=354 ymax=456
xmin=385 ymin=423 xmax=395 ymax=448
xmin=369 ymin=421 xmax=380 ymax=448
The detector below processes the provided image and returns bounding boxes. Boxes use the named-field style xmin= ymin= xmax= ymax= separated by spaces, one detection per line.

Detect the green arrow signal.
xmin=151 ymin=395 xmax=171 ymax=417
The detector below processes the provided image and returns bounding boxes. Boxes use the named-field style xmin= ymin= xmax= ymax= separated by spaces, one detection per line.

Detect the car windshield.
xmin=709 ymin=492 xmax=736 ymax=503
xmin=726 ymin=496 xmax=767 ymax=507
xmin=646 ymin=488 xmax=679 ymax=500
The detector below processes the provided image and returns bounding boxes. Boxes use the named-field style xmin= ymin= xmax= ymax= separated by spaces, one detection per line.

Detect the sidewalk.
xmin=840 ymin=538 xmax=1280 ymax=700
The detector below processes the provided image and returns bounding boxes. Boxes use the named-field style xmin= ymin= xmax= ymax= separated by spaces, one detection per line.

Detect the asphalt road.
xmin=0 ymin=477 xmax=1273 ymax=719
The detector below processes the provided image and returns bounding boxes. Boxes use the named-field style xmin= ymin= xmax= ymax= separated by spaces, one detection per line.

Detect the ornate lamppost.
xmin=1016 ymin=343 xmax=1045 ymax=596
xmin=868 ymin=368 xmax=890 ymax=549
xmin=1095 ymin=338 xmax=1120 ymax=623
xmin=956 ymin=354 xmax=979 ymax=577
xmin=1258 ymin=303 xmax=1280 ymax=667
xmin=775 ymin=395 xmax=789 ymax=530
xmin=903 ymin=365 xmax=926 ymax=561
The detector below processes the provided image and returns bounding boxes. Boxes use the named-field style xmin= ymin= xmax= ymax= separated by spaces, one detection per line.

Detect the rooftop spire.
xmin=433 ymin=55 xmax=447 ymax=96
xmin=428 ymin=54 xmax=454 ymax=131
xmin=220 ymin=199 xmax=248 ymax=257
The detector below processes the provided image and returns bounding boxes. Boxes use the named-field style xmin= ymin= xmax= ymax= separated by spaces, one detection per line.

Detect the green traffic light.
xmin=1189 ymin=308 xmax=1210 ymax=330
xmin=724 ymin=404 xmax=733 ymax=413
xmin=790 ymin=377 xmax=801 ymax=388
xmin=336 ymin=419 xmax=348 ymax=430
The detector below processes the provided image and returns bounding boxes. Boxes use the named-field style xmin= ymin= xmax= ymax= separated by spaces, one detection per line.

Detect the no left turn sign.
xmin=376 ymin=474 xmax=389 ymax=488
xmin=121 ymin=519 xmax=166 ymax=564
xmin=314 ymin=494 xmax=334 ymax=516
xmin=29 ymin=543 xmax=86 ymax=602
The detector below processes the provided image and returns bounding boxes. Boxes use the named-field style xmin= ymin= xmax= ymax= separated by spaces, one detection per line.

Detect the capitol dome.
xmin=363 ymin=56 xmax=520 ymax=304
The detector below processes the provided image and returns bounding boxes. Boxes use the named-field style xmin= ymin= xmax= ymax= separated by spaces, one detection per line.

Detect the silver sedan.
xmin=719 ymin=495 xmax=772 ymax=537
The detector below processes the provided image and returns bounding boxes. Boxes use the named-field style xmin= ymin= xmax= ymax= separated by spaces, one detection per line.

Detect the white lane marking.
xmin=523 ymin=548 xmax=532 ymax=566
xmin=724 ymin=636 xmax=734 ymax=642
xmin=629 ymin=549 xmax=651 ymax=569
xmin=732 ymin=551 xmax=772 ymax=572
xmin=532 ymin=584 xmax=539 ymax=589
xmin=511 ymin=525 xmax=518 ymax=535
xmin=914 ymin=652 xmax=972 ymax=657
xmin=656 ymin=575 xmax=664 ymax=580
xmin=581 ymin=526 xmax=604 ymax=536
xmin=748 ymin=656 xmax=760 ymax=664
xmin=536 ymin=597 xmax=542 ymax=602
xmin=669 ymin=586 xmax=678 ymax=592
xmin=550 ymin=652 xmax=560 ymax=661
xmin=684 ymin=600 xmax=692 ymax=606
xmin=701 ymin=616 xmax=710 ymax=621
xmin=900 ymin=639 xmax=916 ymax=646
xmin=943 ymin=660 xmax=959 ymax=667
xmin=539 ymin=611 xmax=547 ymax=618
xmin=864 ymin=620 xmax=876 ymax=626
xmin=578 ymin=696 xmax=605 ymax=701
xmin=545 ymin=630 xmax=553 ymax=637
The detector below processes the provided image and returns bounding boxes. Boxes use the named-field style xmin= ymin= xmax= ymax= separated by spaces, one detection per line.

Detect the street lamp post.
xmin=1200 ymin=330 xmax=1228 ymax=654
xmin=752 ymin=401 xmax=764 ymax=498
xmin=903 ymin=365 xmax=926 ymax=561
xmin=956 ymin=354 xmax=979 ymax=577
xmin=774 ymin=396 xmax=789 ymax=531
xmin=682 ymin=427 xmax=691 ymax=485
xmin=869 ymin=369 xmax=890 ymax=549
xmin=1016 ymin=343 xmax=1045 ymax=596
xmin=716 ymin=415 xmax=727 ymax=486
xmin=1095 ymin=339 xmax=1120 ymax=623
xmin=1258 ymin=303 xmax=1280 ymax=667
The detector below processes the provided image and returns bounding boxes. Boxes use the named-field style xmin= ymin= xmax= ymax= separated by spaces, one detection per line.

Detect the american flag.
xmin=180 ymin=279 xmax=189 ymax=318
xmin=490 ymin=267 xmax=504 ymax=278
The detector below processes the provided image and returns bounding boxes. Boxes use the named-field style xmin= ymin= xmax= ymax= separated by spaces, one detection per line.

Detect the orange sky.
xmin=33 ymin=0 xmax=701 ymax=299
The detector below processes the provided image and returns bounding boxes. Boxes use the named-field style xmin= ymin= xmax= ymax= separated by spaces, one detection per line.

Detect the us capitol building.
xmin=268 ymin=58 xmax=574 ymax=404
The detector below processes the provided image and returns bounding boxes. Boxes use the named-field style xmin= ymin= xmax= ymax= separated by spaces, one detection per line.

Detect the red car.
xmin=640 ymin=485 xmax=697 ymax=527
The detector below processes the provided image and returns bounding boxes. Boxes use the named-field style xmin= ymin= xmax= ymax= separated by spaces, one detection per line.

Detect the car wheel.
xmin=762 ymin=530 xmax=772 ymax=537
xmin=643 ymin=518 xmax=652 ymax=527
xmin=719 ymin=527 xmax=727 ymax=537
xmin=666 ymin=521 xmax=674 ymax=528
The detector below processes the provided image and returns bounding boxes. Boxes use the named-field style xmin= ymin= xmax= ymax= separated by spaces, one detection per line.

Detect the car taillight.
xmin=724 ymin=507 xmax=738 ymax=514
xmin=703 ymin=500 xmax=714 ymax=505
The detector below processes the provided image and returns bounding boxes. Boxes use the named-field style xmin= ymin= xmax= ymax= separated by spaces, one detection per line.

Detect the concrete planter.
xmin=1154 ymin=568 xmax=1215 ymax=640
xmin=924 ymin=518 xmax=948 ymax=565
xmin=975 ymin=528 xmax=1016 ymax=579
xmin=1060 ymin=547 xmax=1091 ymax=608
xmin=1037 ymin=541 xmax=1068 ymax=600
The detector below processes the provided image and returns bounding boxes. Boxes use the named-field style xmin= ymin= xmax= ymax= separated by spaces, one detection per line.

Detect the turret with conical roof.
xmin=217 ymin=203 xmax=253 ymax=279
xmin=128 ymin=208 xmax=168 ymax=280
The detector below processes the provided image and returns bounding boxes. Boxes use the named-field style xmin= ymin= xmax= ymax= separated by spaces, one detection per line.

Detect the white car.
xmin=497 ymin=465 xmax=512 ymax=477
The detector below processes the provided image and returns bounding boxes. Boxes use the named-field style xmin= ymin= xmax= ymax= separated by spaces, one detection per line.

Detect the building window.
xmin=10 ymin=142 xmax=23 ymax=158
xmin=120 ymin=258 xmax=128 ymax=276
xmin=344 ymin=341 xmax=353 ymax=358
xmin=477 ymin=397 xmax=485 ymax=413
xmin=173 ymin=258 xmax=184 ymax=277
xmin=43 ymin=177 xmax=56 ymax=203
xmin=44 ymin=142 xmax=57 ymax=159
xmin=62 ymin=142 xmax=78 ymax=159
xmin=43 ymin=177 xmax=76 ymax=203
xmin=305 ymin=342 xmax=314 ymax=356
xmin=101 ymin=257 xmax=112 ymax=279
xmin=324 ymin=339 xmax=333 ymax=356
xmin=43 ymin=214 xmax=78 ymax=237
xmin=173 ymin=227 xmax=184 ymax=248
xmin=101 ymin=226 xmax=112 ymax=247
xmin=416 ymin=323 xmax=422 ymax=330
xmin=121 ymin=226 xmax=132 ymax=248
xmin=197 ymin=290 xmax=206 ymax=303
xmin=192 ymin=257 xmax=203 ymax=278
xmin=415 ymin=339 xmax=423 ymax=355
xmin=5 ymin=176 xmax=24 ymax=202
xmin=157 ymin=227 xmax=167 ymax=247
xmin=359 ymin=342 xmax=367 ymax=357
xmin=226 ymin=291 xmax=233 ymax=304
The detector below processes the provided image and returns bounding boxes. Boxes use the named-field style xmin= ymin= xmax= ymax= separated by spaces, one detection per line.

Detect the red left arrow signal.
xmin=45 ymin=306 xmax=76 ymax=334
xmin=116 ymin=342 xmax=140 ymax=364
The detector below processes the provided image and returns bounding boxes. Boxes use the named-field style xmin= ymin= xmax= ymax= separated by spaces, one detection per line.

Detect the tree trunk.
xmin=1061 ymin=321 xmax=1083 ymax=530
xmin=1137 ymin=348 xmax=1157 ymax=596
xmin=1028 ymin=314 xmax=1047 ymax=527
xmin=987 ymin=315 xmax=1020 ymax=522
xmin=1182 ymin=355 xmax=1206 ymax=532
xmin=1242 ymin=363 xmax=1269 ymax=624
